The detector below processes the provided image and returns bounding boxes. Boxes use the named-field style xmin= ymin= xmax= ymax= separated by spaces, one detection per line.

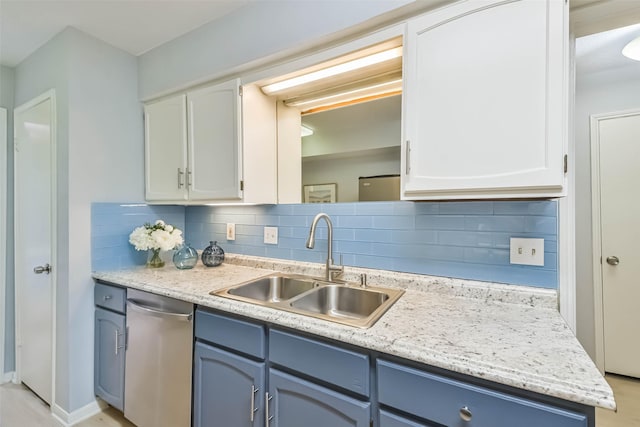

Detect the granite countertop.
xmin=92 ymin=254 xmax=615 ymax=411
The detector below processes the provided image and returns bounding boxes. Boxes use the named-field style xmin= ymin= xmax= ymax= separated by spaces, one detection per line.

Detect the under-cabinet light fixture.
xmin=261 ymin=47 xmax=403 ymax=95
xmin=622 ymin=36 xmax=640 ymax=61
xmin=286 ymin=78 xmax=403 ymax=111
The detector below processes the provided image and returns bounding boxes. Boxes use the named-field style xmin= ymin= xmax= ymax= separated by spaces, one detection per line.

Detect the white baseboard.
xmin=51 ymin=400 xmax=104 ymax=427
xmin=1 ymin=371 xmax=16 ymax=384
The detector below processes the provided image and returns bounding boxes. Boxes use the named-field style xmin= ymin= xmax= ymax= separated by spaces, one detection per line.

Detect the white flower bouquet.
xmin=129 ymin=220 xmax=184 ymax=267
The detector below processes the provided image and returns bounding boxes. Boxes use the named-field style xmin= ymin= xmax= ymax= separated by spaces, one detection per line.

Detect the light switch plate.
xmin=510 ymin=238 xmax=544 ymax=266
xmin=264 ymin=226 xmax=278 ymax=245
xmin=226 ymin=223 xmax=236 ymax=241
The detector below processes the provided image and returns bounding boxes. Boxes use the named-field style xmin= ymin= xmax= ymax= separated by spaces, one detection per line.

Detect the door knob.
xmin=606 ymin=256 xmax=620 ymax=266
xmin=33 ymin=263 xmax=51 ymax=274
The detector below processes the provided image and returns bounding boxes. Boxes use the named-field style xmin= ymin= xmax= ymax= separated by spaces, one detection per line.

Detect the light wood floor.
xmin=1 ymin=374 xmax=638 ymax=426
xmin=597 ymin=374 xmax=640 ymax=427
xmin=0 ymin=382 xmax=133 ymax=427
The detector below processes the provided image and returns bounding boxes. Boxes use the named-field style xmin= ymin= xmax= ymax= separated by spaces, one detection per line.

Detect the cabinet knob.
xmin=606 ymin=256 xmax=620 ymax=266
xmin=459 ymin=406 xmax=472 ymax=422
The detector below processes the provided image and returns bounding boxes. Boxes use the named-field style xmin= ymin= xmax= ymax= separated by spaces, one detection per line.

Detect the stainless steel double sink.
xmin=212 ymin=274 xmax=404 ymax=328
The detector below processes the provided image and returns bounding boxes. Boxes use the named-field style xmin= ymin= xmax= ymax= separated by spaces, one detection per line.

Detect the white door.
xmin=0 ymin=107 xmax=7 ymax=381
xmin=596 ymin=111 xmax=640 ymax=378
xmin=14 ymin=92 xmax=55 ymax=403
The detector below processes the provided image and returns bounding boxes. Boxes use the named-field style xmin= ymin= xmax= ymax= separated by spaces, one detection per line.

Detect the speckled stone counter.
xmin=92 ymin=254 xmax=615 ymax=411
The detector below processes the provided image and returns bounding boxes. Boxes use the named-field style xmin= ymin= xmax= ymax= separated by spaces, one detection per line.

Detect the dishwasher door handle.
xmin=127 ymin=299 xmax=193 ymax=321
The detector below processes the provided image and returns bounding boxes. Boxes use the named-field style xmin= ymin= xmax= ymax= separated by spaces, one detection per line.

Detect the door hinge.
xmin=239 ymin=85 xmax=243 ymax=97
xmin=563 ymin=154 xmax=568 ymax=174
xmin=240 ymin=180 xmax=244 ymax=191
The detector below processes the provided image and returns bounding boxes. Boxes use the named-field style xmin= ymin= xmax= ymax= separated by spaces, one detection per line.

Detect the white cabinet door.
xmin=187 ymin=79 xmax=242 ymax=201
xmin=144 ymin=95 xmax=188 ymax=201
xmin=402 ymin=0 xmax=567 ymax=199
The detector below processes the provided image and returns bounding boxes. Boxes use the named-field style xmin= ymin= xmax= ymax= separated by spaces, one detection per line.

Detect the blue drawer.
xmin=94 ymin=282 xmax=126 ymax=314
xmin=377 ymin=360 xmax=587 ymax=427
xmin=379 ymin=410 xmax=429 ymax=427
xmin=195 ymin=310 xmax=265 ymax=359
xmin=269 ymin=329 xmax=369 ymax=397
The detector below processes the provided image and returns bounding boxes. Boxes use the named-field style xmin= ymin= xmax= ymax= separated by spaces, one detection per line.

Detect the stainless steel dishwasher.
xmin=124 ymin=289 xmax=193 ymax=427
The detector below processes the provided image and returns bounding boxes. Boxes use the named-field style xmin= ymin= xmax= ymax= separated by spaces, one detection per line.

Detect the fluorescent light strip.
xmin=286 ymin=79 xmax=403 ymax=109
xmin=262 ymin=47 xmax=402 ymax=95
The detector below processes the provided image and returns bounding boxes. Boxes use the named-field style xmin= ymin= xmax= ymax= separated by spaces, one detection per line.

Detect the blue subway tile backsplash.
xmin=92 ymin=200 xmax=558 ymax=288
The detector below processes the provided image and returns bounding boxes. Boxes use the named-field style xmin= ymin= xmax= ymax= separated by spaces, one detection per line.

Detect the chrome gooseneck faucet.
xmin=306 ymin=213 xmax=343 ymax=281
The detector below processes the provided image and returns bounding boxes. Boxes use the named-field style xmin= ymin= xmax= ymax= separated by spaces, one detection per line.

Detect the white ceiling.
xmin=0 ymin=0 xmax=250 ymax=67
xmin=1 ymin=0 xmax=640 ymax=74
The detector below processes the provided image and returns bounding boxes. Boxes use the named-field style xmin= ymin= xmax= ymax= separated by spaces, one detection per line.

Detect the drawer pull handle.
xmin=104 ymin=295 xmax=112 ymax=300
xmin=459 ymin=406 xmax=472 ymax=422
xmin=250 ymin=384 xmax=259 ymax=422
xmin=265 ymin=392 xmax=273 ymax=425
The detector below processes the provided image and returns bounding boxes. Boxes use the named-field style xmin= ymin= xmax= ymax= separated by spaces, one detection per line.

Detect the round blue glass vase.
xmin=172 ymin=243 xmax=198 ymax=269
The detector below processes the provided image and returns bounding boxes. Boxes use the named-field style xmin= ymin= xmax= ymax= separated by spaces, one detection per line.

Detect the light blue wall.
xmin=93 ymin=200 xmax=558 ymax=288
xmin=1 ymin=65 xmax=15 ymax=375
xmin=14 ymin=28 xmax=142 ymax=412
xmin=138 ymin=0 xmax=414 ymax=99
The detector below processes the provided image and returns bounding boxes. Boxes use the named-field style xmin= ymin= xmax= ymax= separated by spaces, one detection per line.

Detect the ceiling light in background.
xmin=301 ymin=125 xmax=314 ymax=137
xmin=622 ymin=35 xmax=640 ymax=60
xmin=261 ymin=47 xmax=403 ymax=95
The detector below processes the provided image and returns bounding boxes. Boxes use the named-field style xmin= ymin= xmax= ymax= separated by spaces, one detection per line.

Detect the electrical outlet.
xmin=264 ymin=226 xmax=278 ymax=245
xmin=510 ymin=238 xmax=544 ymax=266
xmin=226 ymin=223 xmax=236 ymax=241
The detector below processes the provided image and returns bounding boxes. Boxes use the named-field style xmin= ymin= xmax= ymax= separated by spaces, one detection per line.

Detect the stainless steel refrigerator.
xmin=358 ymin=174 xmax=400 ymax=201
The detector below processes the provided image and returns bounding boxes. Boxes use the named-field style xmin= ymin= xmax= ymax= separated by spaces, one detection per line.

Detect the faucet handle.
xmin=360 ymin=274 xmax=367 ymax=288
xmin=329 ymin=254 xmax=344 ymax=280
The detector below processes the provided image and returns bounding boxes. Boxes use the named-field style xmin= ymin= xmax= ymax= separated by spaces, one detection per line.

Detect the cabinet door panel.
xmin=269 ymin=369 xmax=370 ymax=427
xmin=188 ymin=79 xmax=242 ymax=200
xmin=144 ymin=95 xmax=188 ymax=201
xmin=94 ymin=308 xmax=125 ymax=411
xmin=193 ymin=341 xmax=265 ymax=427
xmin=403 ymin=0 xmax=566 ymax=199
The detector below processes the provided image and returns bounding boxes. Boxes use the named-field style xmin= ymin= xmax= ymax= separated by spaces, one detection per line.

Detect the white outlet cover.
xmin=264 ymin=226 xmax=278 ymax=245
xmin=509 ymin=238 xmax=544 ymax=266
xmin=226 ymin=223 xmax=236 ymax=241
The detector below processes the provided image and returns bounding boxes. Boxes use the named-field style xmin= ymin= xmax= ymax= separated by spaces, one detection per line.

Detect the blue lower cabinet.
xmin=94 ymin=307 xmax=125 ymax=411
xmin=377 ymin=360 xmax=588 ymax=427
xmin=379 ymin=410 xmax=434 ymax=427
xmin=193 ymin=341 xmax=265 ymax=427
xmin=268 ymin=369 xmax=370 ymax=427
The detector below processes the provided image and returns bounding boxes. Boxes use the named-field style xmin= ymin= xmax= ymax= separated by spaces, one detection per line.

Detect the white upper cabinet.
xmin=144 ymin=94 xmax=188 ymax=201
xmin=187 ymin=80 xmax=242 ymax=201
xmin=402 ymin=0 xmax=568 ymax=199
xmin=144 ymin=79 xmax=277 ymax=204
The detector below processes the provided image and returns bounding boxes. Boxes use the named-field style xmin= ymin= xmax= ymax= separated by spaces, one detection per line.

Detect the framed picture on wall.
xmin=303 ymin=183 xmax=337 ymax=203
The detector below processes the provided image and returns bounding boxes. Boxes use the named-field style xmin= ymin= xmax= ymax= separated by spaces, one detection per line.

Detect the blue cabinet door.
xmin=268 ymin=369 xmax=370 ymax=427
xmin=94 ymin=307 xmax=125 ymax=411
xmin=193 ymin=341 xmax=265 ymax=427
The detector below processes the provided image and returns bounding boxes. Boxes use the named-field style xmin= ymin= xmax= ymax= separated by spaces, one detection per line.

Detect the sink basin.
xmin=213 ymin=273 xmax=404 ymax=328
xmin=290 ymin=285 xmax=389 ymax=320
xmin=228 ymin=275 xmax=317 ymax=302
